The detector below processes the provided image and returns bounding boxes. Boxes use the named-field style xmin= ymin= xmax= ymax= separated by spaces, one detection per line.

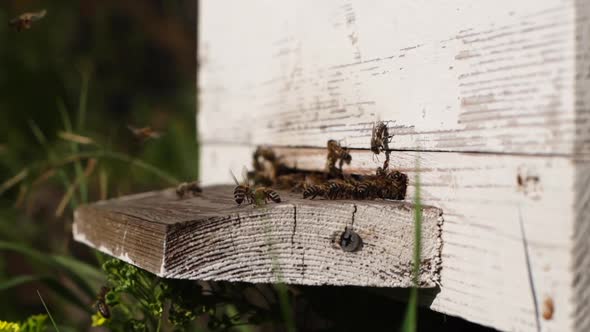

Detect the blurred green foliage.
xmin=0 ymin=0 xmax=198 ymax=329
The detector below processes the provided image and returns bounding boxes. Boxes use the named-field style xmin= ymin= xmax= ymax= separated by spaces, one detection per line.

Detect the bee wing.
xmin=127 ymin=125 xmax=139 ymax=134
xmin=29 ymin=10 xmax=47 ymax=21
xmin=148 ymin=131 xmax=163 ymax=139
xmin=229 ymin=170 xmax=240 ymax=186
xmin=242 ymin=166 xmax=250 ymax=185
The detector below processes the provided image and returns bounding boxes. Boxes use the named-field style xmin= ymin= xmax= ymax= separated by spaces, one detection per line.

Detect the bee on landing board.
xmin=9 ymin=10 xmax=46 ymax=32
xmin=303 ymin=184 xmax=327 ymax=199
xmin=176 ymin=181 xmax=202 ymax=199
xmin=231 ymin=168 xmax=255 ymax=206
xmin=95 ymin=286 xmax=111 ymax=319
xmin=254 ymin=187 xmax=281 ymax=204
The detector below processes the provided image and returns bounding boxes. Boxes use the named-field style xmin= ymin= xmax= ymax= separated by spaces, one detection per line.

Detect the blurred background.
xmin=0 ymin=0 xmax=198 ymax=329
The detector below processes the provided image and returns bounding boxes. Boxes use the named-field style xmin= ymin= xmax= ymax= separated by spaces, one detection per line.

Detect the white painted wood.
xmin=200 ymin=144 xmax=576 ymax=332
xmin=198 ymin=0 xmax=590 ymax=155
xmin=198 ymin=1 xmax=590 ymax=331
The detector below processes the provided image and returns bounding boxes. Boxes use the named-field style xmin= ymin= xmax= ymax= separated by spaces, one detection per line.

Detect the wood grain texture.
xmin=73 ymin=186 xmax=443 ymax=288
xmin=201 ymin=144 xmax=575 ymax=332
xmin=198 ymin=0 xmax=590 ymax=156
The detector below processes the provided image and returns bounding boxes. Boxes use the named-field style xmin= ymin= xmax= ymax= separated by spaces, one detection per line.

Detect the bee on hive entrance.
xmin=325 ymin=180 xmax=355 ymax=200
xmin=176 ymin=181 xmax=202 ymax=199
xmin=9 ymin=10 xmax=46 ymax=31
xmin=303 ymin=184 xmax=327 ymax=199
xmin=254 ymin=187 xmax=281 ymax=204
xmin=231 ymin=168 xmax=255 ymax=206
xmin=326 ymin=139 xmax=352 ymax=177
xmin=370 ymin=121 xmax=392 ymax=155
xmin=95 ymin=286 xmax=111 ymax=319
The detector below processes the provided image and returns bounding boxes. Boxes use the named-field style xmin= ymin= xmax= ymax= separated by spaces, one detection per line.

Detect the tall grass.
xmin=401 ymin=160 xmax=422 ymax=332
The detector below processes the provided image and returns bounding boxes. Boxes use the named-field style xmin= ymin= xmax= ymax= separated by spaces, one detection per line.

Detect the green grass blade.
xmin=77 ymin=67 xmax=90 ymax=131
xmin=0 ymin=274 xmax=92 ymax=311
xmin=274 ymin=283 xmax=295 ymax=332
xmin=0 ymin=169 xmax=29 ymax=196
xmin=263 ymin=218 xmax=295 ymax=332
xmin=43 ymin=278 xmax=92 ymax=312
xmin=28 ymin=120 xmax=49 ymax=147
xmin=0 ymin=241 xmax=101 ymax=299
xmin=51 ymin=255 xmax=104 ymax=281
xmin=58 ymin=99 xmax=87 ymax=204
xmin=37 ymin=290 xmax=60 ymax=332
xmin=0 ymin=275 xmax=43 ymax=291
xmin=28 ymin=119 xmax=78 ymax=208
xmin=0 ymin=274 xmax=92 ymax=312
xmin=400 ymin=161 xmax=422 ymax=332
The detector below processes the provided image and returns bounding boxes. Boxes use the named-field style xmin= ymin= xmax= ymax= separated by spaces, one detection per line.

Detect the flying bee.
xmin=127 ymin=125 xmax=163 ymax=141
xmin=326 ymin=139 xmax=352 ymax=177
xmin=253 ymin=146 xmax=278 ymax=169
xmin=254 ymin=187 xmax=281 ymax=204
xmin=176 ymin=181 xmax=202 ymax=199
xmin=95 ymin=286 xmax=111 ymax=319
xmin=370 ymin=122 xmax=392 ymax=155
xmin=231 ymin=168 xmax=255 ymax=206
xmin=9 ymin=10 xmax=46 ymax=32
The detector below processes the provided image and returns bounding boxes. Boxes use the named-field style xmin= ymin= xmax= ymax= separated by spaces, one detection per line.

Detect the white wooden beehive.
xmin=197 ymin=1 xmax=590 ymax=331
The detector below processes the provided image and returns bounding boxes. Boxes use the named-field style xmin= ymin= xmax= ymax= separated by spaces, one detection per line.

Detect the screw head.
xmin=339 ymin=228 xmax=362 ymax=252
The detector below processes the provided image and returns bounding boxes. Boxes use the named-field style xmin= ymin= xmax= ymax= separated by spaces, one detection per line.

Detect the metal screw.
xmin=339 ymin=227 xmax=362 ymax=252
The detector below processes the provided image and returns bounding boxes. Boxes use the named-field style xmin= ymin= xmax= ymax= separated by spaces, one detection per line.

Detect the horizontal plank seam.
xmin=200 ymin=142 xmax=584 ymax=159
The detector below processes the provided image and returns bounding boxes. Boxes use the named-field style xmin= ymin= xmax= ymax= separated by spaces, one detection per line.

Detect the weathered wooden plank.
xmin=198 ymin=0 xmax=590 ymax=156
xmin=73 ymin=186 xmax=443 ymax=288
xmin=200 ymin=144 xmax=575 ymax=332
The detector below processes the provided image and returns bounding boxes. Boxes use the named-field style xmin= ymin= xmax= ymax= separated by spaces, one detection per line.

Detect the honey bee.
xmin=326 ymin=140 xmax=352 ymax=177
xmin=253 ymin=146 xmax=278 ymax=170
xmin=95 ymin=286 xmax=111 ymax=319
xmin=231 ymin=169 xmax=255 ymax=206
xmin=127 ymin=125 xmax=163 ymax=141
xmin=254 ymin=187 xmax=281 ymax=204
xmin=176 ymin=181 xmax=202 ymax=199
xmin=303 ymin=184 xmax=327 ymax=199
xmin=252 ymin=146 xmax=289 ymax=186
xmin=381 ymin=170 xmax=408 ymax=200
xmin=370 ymin=122 xmax=392 ymax=155
xmin=354 ymin=177 xmax=378 ymax=200
xmin=9 ymin=10 xmax=46 ymax=32
xmin=325 ymin=180 xmax=355 ymax=200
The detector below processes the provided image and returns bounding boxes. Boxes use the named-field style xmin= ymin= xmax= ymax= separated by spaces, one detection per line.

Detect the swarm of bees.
xmin=299 ymin=121 xmax=406 ymax=201
xmin=302 ymin=169 xmax=407 ymax=201
xmin=9 ymin=10 xmax=46 ymax=32
xmin=242 ymin=120 xmax=407 ymax=203
xmin=176 ymin=180 xmax=202 ymax=199
xmin=95 ymin=286 xmax=111 ymax=319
